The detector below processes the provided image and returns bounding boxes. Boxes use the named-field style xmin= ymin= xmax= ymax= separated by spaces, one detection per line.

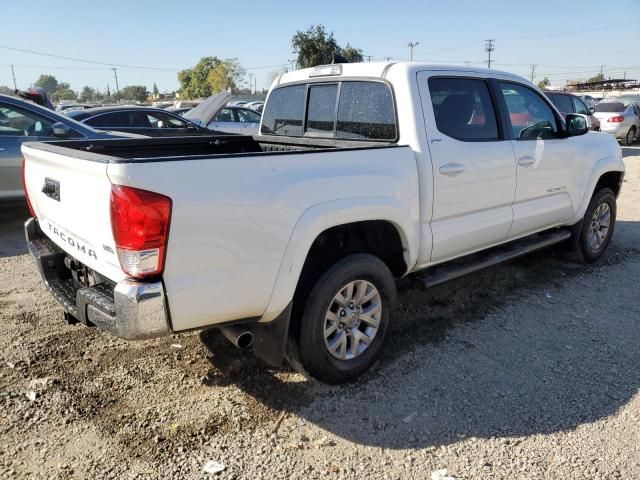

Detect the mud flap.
xmin=251 ymin=303 xmax=292 ymax=367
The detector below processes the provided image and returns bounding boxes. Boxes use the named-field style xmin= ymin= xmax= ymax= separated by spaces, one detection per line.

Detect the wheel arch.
xmin=261 ymin=197 xmax=419 ymax=322
xmin=574 ymin=155 xmax=625 ymax=222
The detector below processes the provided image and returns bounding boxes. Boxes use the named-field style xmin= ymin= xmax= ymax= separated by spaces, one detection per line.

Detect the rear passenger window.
xmin=337 ymin=82 xmax=396 ymax=140
xmin=550 ymin=93 xmax=573 ymax=114
xmin=88 ymin=112 xmax=132 ymax=128
xmin=428 ymin=78 xmax=499 ymax=141
xmin=261 ymin=85 xmax=306 ymax=136
xmin=306 ymin=84 xmax=337 ymax=135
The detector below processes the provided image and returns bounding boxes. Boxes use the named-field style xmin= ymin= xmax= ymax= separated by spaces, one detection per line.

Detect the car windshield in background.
xmin=595 ymin=102 xmax=625 ymax=113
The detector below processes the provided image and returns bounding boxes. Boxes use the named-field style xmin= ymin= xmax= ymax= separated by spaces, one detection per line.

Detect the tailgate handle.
xmin=42 ymin=178 xmax=61 ymax=202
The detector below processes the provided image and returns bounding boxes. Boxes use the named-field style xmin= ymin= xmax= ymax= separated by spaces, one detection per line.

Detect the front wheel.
xmin=573 ymin=188 xmax=617 ymax=263
xmin=287 ymin=254 xmax=397 ymax=384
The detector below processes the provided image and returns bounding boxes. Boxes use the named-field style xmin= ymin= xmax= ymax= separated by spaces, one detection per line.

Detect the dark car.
xmin=0 ymin=94 xmax=125 ymax=199
xmin=66 ymin=106 xmax=213 ymax=137
xmin=544 ymin=91 xmax=600 ymax=131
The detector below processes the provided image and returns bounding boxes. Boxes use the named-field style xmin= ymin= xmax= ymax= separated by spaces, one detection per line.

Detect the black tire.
xmin=621 ymin=126 xmax=636 ymax=146
xmin=286 ymin=253 xmax=396 ymax=384
xmin=572 ymin=188 xmax=617 ymax=263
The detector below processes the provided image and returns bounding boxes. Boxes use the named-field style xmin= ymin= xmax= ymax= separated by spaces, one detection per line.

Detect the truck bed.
xmin=25 ymin=134 xmax=400 ymax=163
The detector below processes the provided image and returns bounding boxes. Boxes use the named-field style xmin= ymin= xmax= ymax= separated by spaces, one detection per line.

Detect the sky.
xmin=1 ymin=0 xmax=639 ymax=94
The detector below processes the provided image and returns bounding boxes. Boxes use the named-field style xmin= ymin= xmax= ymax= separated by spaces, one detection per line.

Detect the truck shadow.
xmin=0 ymin=200 xmax=30 ymax=258
xmin=201 ymin=220 xmax=640 ymax=449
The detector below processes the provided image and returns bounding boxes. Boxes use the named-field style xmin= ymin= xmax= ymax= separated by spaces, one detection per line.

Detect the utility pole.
xmin=10 ymin=65 xmax=17 ymax=90
xmin=288 ymin=60 xmax=296 ymax=71
xmin=408 ymin=42 xmax=419 ymax=61
xmin=386 ymin=57 xmax=391 ymax=62
xmin=111 ymin=68 xmax=120 ymax=104
xmin=530 ymin=64 xmax=537 ymax=83
xmin=600 ymin=65 xmax=604 ymax=77
xmin=248 ymin=73 xmax=254 ymax=95
xmin=485 ymin=39 xmax=495 ymax=69
xmin=365 ymin=55 xmax=372 ymax=62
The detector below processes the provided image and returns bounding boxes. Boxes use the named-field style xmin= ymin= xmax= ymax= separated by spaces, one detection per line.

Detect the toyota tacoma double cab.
xmin=22 ymin=62 xmax=624 ymax=383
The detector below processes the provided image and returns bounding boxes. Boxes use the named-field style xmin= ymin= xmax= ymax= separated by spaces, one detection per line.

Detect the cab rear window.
xmin=261 ymin=81 xmax=397 ymax=141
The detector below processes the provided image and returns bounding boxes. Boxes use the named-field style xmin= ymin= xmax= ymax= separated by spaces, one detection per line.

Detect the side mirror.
xmin=52 ymin=122 xmax=74 ymax=138
xmin=588 ymin=106 xmax=595 ymax=114
xmin=565 ymin=114 xmax=588 ymax=137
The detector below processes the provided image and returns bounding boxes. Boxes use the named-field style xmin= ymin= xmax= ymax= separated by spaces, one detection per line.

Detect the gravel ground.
xmin=1 ymin=147 xmax=639 ymax=480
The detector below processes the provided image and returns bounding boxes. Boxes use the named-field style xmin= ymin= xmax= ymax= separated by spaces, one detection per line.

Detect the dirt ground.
xmin=1 ymin=147 xmax=639 ymax=480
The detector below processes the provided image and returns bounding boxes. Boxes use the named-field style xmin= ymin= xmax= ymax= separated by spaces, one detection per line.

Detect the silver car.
xmin=593 ymin=100 xmax=640 ymax=146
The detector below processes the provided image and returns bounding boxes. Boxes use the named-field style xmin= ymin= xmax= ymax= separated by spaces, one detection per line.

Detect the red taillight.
xmin=110 ymin=185 xmax=172 ymax=279
xmin=607 ymin=116 xmax=624 ymax=123
xmin=21 ymin=158 xmax=36 ymax=217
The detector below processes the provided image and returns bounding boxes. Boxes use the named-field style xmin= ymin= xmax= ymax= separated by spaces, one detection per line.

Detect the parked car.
xmin=66 ymin=106 xmax=213 ymax=137
xmin=592 ymin=100 xmax=640 ymax=145
xmin=578 ymin=95 xmax=597 ymax=111
xmin=183 ymin=92 xmax=262 ymax=134
xmin=244 ymin=101 xmax=265 ymax=113
xmin=0 ymin=93 xmax=129 ymax=199
xmin=165 ymin=107 xmax=192 ymax=116
xmin=22 ymin=63 xmax=624 ymax=383
xmin=56 ymin=103 xmax=97 ymax=113
xmin=545 ymin=91 xmax=600 ymax=131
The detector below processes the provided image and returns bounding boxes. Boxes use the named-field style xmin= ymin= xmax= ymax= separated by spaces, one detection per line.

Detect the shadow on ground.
xmin=0 ymin=200 xmax=30 ymax=258
xmin=201 ymin=220 xmax=640 ymax=449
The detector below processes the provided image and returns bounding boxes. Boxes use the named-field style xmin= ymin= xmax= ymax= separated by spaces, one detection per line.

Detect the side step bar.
xmin=419 ymin=229 xmax=572 ymax=288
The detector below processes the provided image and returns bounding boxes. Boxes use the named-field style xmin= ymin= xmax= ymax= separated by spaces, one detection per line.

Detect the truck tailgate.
xmin=22 ymin=143 xmax=125 ymax=283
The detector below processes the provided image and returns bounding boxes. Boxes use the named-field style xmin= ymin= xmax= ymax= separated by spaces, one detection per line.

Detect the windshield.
xmin=595 ymin=102 xmax=625 ymax=113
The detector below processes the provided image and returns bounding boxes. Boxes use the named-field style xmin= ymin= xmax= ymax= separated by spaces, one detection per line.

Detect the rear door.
xmin=498 ymin=82 xmax=578 ymax=237
xmin=418 ymin=73 xmax=517 ymax=262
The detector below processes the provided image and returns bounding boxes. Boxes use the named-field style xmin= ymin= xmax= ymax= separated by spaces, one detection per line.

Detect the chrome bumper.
xmin=25 ymin=217 xmax=170 ymax=340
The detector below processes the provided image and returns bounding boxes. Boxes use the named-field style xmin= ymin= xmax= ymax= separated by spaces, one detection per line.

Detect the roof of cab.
xmin=274 ymin=61 xmax=529 ymax=87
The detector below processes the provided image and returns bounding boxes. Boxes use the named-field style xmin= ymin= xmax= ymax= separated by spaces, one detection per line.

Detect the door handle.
xmin=439 ymin=162 xmax=466 ymax=176
xmin=517 ymin=155 xmax=536 ymax=167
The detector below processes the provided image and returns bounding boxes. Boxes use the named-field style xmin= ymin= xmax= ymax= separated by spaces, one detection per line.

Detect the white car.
xmin=593 ymin=99 xmax=640 ymax=146
xmin=182 ymin=93 xmax=261 ymax=134
xmin=22 ymin=62 xmax=624 ymax=383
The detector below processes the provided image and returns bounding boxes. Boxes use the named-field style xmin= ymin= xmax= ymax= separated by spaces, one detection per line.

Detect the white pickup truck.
xmin=22 ymin=62 xmax=624 ymax=383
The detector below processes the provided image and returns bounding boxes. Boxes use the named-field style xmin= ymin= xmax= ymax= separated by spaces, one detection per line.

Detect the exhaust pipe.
xmin=220 ymin=325 xmax=254 ymax=349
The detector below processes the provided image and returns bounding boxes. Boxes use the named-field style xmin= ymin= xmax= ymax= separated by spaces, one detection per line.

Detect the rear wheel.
xmin=287 ymin=254 xmax=396 ymax=384
xmin=621 ymin=126 xmax=636 ymax=146
xmin=572 ymin=188 xmax=617 ymax=263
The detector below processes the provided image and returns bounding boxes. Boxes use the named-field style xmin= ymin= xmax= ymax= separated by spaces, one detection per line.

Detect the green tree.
xmin=537 ymin=77 xmax=551 ymax=89
xmin=120 ymin=85 xmax=148 ymax=103
xmin=153 ymin=83 xmax=159 ymax=95
xmin=51 ymin=89 xmax=77 ymax=102
xmin=34 ymin=74 xmax=59 ymax=94
xmin=0 ymin=85 xmax=13 ymax=94
xmin=79 ymin=86 xmax=96 ymax=102
xmin=292 ymin=25 xmax=340 ymax=68
xmin=178 ymin=56 xmax=222 ymax=99
xmin=341 ymin=44 xmax=363 ymax=63
xmin=587 ymin=73 xmax=605 ymax=83
xmin=292 ymin=25 xmax=364 ymax=68
xmin=207 ymin=59 xmax=246 ymax=94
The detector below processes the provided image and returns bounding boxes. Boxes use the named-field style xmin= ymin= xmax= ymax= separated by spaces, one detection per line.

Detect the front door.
xmin=498 ymin=82 xmax=578 ymax=238
xmin=419 ymin=74 xmax=517 ymax=262
xmin=0 ymin=102 xmax=56 ymax=198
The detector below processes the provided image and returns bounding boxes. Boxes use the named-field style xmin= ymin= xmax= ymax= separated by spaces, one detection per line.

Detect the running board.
xmin=419 ymin=229 xmax=572 ymax=288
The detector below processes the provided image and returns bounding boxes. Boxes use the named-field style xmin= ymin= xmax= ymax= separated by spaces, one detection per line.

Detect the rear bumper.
xmin=25 ymin=217 xmax=171 ymax=340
